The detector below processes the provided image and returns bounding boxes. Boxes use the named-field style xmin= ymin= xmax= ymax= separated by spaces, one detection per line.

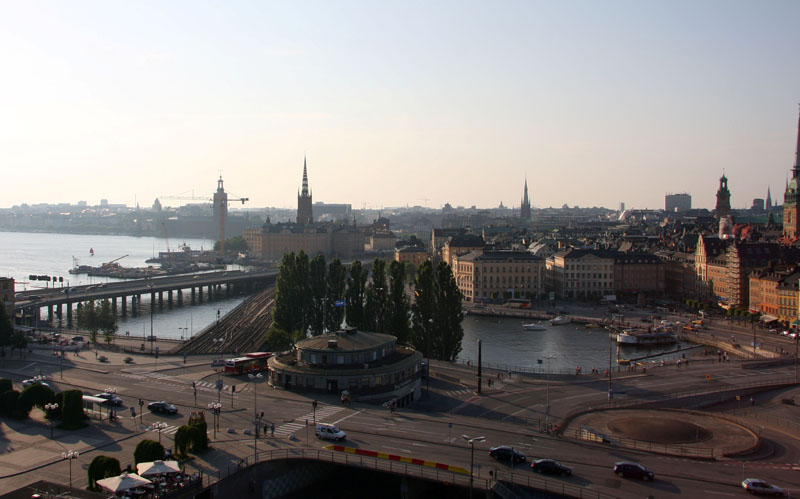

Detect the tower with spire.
xmin=714 ymin=172 xmax=731 ymax=217
xmin=297 ymin=156 xmax=314 ymax=225
xmin=520 ymin=177 xmax=531 ymax=221
xmin=782 ymin=107 xmax=800 ymax=240
xmin=766 ymin=186 xmax=772 ymax=209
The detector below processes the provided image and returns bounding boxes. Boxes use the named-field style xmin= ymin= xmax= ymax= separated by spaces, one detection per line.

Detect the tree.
xmin=11 ymin=331 xmax=27 ymax=359
xmin=100 ymin=299 xmax=118 ymax=344
xmin=325 ymin=259 xmax=346 ymax=333
xmin=213 ymin=236 xmax=248 ymax=252
xmin=19 ymin=383 xmax=57 ymax=417
xmin=60 ymin=389 xmax=87 ymax=429
xmin=273 ymin=252 xmax=312 ymax=337
xmin=308 ymin=254 xmax=327 ymax=336
xmin=88 ymin=456 xmax=121 ymax=490
xmin=174 ymin=426 xmax=191 ymax=457
xmin=433 ymin=261 xmax=464 ymax=361
xmin=0 ymin=378 xmax=12 ymax=393
xmin=411 ymin=260 xmax=437 ymax=358
xmin=265 ymin=326 xmax=295 ymax=352
xmin=345 ymin=261 xmax=367 ymax=329
xmin=134 ymin=439 xmax=165 ymax=465
xmin=364 ymin=258 xmax=389 ymax=333
xmin=0 ymin=305 xmax=12 ymax=365
xmin=387 ymin=260 xmax=411 ymax=344
xmin=77 ymin=300 xmax=101 ymax=344
xmin=1 ymin=390 xmax=25 ymax=419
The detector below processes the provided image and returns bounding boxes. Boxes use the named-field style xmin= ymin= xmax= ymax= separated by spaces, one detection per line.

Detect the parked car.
xmin=769 ymin=329 xmax=778 ymax=334
xmin=21 ymin=378 xmax=50 ymax=389
xmin=94 ymin=392 xmax=123 ymax=406
xmin=71 ymin=336 xmax=84 ymax=342
xmin=315 ymin=423 xmax=346 ymax=441
xmin=531 ymin=458 xmax=572 ymax=476
xmin=613 ymin=462 xmax=654 ymax=480
xmin=147 ymin=401 xmax=178 ymax=414
xmin=742 ymin=478 xmax=784 ymax=496
xmin=489 ymin=446 xmax=527 ymax=464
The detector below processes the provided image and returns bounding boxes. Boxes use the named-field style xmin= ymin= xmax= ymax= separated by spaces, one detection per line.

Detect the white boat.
xmin=522 ymin=323 xmax=547 ymax=331
xmin=550 ymin=316 xmax=571 ymax=325
xmin=617 ymin=329 xmax=676 ymax=346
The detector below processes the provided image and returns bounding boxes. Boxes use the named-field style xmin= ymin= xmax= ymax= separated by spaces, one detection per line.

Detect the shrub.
xmin=0 ymin=390 xmax=24 ymax=419
xmin=88 ymin=456 xmax=121 ymax=490
xmin=134 ymin=440 xmax=164 ymax=465
xmin=0 ymin=379 xmax=12 ymax=393
xmin=20 ymin=383 xmax=56 ymax=414
xmin=59 ymin=390 xmax=88 ymax=429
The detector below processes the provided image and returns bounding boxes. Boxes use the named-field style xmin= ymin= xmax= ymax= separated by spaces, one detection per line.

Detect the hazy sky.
xmin=2 ymin=1 xmax=799 ymax=211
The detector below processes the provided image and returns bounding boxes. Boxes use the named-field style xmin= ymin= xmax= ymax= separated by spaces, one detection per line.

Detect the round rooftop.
xmin=297 ymin=328 xmax=396 ymax=353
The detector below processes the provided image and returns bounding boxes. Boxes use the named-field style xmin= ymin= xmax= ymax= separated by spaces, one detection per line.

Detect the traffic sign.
xmin=216 ymin=379 xmax=223 ymax=390
xmin=705 ymin=374 xmax=711 ymax=380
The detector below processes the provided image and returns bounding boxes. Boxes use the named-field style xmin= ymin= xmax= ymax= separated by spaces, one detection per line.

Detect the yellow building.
xmin=441 ymin=234 xmax=484 ymax=269
xmin=452 ymin=250 xmax=544 ymax=304
xmin=547 ymin=248 xmax=616 ymax=299
xmin=244 ymin=222 xmax=362 ymax=261
xmin=395 ymin=246 xmax=428 ymax=270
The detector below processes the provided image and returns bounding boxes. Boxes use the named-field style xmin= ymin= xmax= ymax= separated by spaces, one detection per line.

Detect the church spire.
xmin=301 ymin=155 xmax=309 ymax=196
xmin=793 ymin=104 xmax=800 ymax=178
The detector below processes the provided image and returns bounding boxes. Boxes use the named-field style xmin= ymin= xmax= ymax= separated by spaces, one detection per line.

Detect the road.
xmin=2 ymin=343 xmax=800 ymax=498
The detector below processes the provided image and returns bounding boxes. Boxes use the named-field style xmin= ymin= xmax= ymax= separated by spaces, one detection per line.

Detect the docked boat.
xmin=522 ymin=323 xmax=547 ymax=331
xmin=550 ymin=316 xmax=571 ymax=325
xmin=585 ymin=323 xmax=603 ymax=329
xmin=617 ymin=329 xmax=676 ymax=346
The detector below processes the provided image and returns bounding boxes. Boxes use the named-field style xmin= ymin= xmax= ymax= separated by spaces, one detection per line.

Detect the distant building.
xmin=520 ymin=177 xmax=531 ymax=221
xmin=546 ymin=248 xmax=616 ymax=299
xmin=442 ymin=234 xmax=485 ymax=269
xmin=395 ymin=245 xmax=428 ymax=270
xmin=212 ymin=176 xmax=227 ymax=241
xmin=783 ymin=109 xmax=800 ymax=241
xmin=751 ymin=198 xmax=765 ymax=211
xmin=314 ymin=202 xmax=352 ymax=222
xmin=0 ymin=277 xmax=14 ymax=316
xmin=452 ymin=250 xmax=544 ymax=303
xmin=297 ymin=157 xmax=313 ymax=225
xmin=715 ymin=174 xmax=731 ymax=217
xmin=430 ymin=228 xmax=467 ymax=261
xmin=665 ymin=193 xmax=691 ymax=212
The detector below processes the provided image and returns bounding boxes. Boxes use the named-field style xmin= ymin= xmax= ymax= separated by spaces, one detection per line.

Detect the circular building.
xmin=267 ymin=327 xmax=423 ymax=405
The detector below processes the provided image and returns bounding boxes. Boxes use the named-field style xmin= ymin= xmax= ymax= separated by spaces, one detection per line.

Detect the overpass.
xmin=13 ymin=269 xmax=278 ymax=328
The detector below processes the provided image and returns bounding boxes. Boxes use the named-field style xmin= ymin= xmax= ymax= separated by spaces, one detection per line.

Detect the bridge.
xmin=13 ymin=269 xmax=278 ymax=328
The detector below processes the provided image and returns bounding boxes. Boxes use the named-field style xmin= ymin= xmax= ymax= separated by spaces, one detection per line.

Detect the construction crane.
xmin=218 ymin=194 xmax=248 ymax=257
xmin=101 ymin=254 xmax=128 ymax=269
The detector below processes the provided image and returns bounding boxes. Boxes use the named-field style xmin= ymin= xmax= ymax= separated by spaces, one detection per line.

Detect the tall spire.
xmin=301 ymin=155 xmax=309 ymax=196
xmin=522 ymin=176 xmax=529 ymax=205
xmin=793 ymin=104 xmax=800 ymax=178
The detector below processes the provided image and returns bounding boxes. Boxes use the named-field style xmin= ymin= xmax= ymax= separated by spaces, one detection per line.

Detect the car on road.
xmin=72 ymin=336 xmax=84 ymax=342
xmin=489 ymin=446 xmax=527 ymax=464
xmin=94 ymin=392 xmax=123 ymax=406
xmin=21 ymin=378 xmax=50 ymax=389
xmin=147 ymin=401 xmax=178 ymax=414
xmin=315 ymin=423 xmax=346 ymax=441
xmin=613 ymin=461 xmax=654 ymax=480
xmin=769 ymin=329 xmax=778 ymax=334
xmin=531 ymin=458 xmax=571 ymax=476
xmin=742 ymin=478 xmax=784 ymax=496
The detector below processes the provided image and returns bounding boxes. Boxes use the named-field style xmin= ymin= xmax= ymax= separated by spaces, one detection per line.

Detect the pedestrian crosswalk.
xmin=444 ymin=388 xmax=470 ymax=398
xmin=146 ymin=424 xmax=181 ymax=437
xmin=117 ymin=372 xmax=251 ymax=394
xmin=273 ymin=405 xmax=345 ymax=437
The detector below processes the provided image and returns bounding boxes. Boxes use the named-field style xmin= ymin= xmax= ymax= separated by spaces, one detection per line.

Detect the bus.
xmin=223 ymin=352 xmax=273 ymax=375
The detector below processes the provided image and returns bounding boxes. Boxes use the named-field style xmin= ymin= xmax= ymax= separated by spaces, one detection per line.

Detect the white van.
xmin=315 ymin=423 xmax=346 ymax=441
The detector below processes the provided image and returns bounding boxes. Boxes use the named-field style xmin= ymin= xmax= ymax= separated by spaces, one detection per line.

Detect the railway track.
xmin=174 ymin=286 xmax=276 ymax=355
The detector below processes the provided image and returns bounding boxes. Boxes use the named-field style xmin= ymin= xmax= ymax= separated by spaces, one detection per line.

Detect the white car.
xmin=315 ymin=423 xmax=346 ymax=441
xmin=21 ymin=378 xmax=50 ymax=389
xmin=742 ymin=478 xmax=784 ymax=496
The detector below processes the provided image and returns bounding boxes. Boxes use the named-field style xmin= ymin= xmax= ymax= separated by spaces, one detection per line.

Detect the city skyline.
xmin=2 ymin=1 xmax=799 ymax=211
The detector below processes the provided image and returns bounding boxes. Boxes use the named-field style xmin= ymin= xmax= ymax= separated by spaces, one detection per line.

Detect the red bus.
xmin=223 ymin=352 xmax=273 ymax=375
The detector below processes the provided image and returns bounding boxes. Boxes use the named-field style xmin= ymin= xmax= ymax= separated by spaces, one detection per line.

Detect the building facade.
xmin=441 ymin=234 xmax=484 ymax=269
xmin=665 ymin=193 xmax=691 ymax=212
xmin=546 ymin=248 xmax=616 ymax=299
xmin=715 ymin=174 xmax=731 ymax=218
xmin=0 ymin=277 xmax=14 ymax=316
xmin=452 ymin=250 xmax=544 ymax=303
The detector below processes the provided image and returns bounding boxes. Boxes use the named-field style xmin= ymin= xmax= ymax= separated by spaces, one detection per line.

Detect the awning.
xmin=760 ymin=315 xmax=778 ymax=322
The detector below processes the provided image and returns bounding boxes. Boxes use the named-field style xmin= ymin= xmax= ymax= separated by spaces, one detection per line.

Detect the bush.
xmin=88 ymin=456 xmax=121 ymax=490
xmin=134 ymin=440 xmax=164 ymax=465
xmin=19 ymin=383 xmax=57 ymax=416
xmin=59 ymin=390 xmax=88 ymax=429
xmin=0 ymin=379 xmax=12 ymax=393
xmin=0 ymin=390 xmax=25 ymax=419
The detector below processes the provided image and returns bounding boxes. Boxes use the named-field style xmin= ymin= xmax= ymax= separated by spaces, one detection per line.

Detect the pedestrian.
xmin=677 ymin=359 xmax=681 ymax=368
xmin=270 ymin=423 xmax=275 ymax=437
xmin=750 ymin=397 xmax=755 ymax=406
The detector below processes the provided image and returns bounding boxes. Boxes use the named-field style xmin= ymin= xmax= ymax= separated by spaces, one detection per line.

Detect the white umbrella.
xmin=136 ymin=460 xmax=180 ymax=476
xmin=97 ymin=472 xmax=152 ymax=493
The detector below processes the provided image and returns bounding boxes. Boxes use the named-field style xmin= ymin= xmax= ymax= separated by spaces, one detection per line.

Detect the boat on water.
xmin=617 ymin=329 xmax=676 ymax=346
xmin=585 ymin=323 xmax=603 ymax=329
xmin=522 ymin=323 xmax=547 ymax=331
xmin=89 ymin=248 xmax=94 ymax=256
xmin=550 ymin=316 xmax=571 ymax=325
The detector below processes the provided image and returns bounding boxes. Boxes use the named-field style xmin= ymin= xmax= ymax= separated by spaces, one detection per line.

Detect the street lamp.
xmin=208 ymin=402 xmax=221 ymax=439
xmin=153 ymin=421 xmax=168 ymax=445
xmin=544 ymin=354 xmax=556 ymax=431
xmin=248 ymin=373 xmax=263 ymax=461
xmin=45 ymin=402 xmax=58 ymax=439
xmin=179 ymin=327 xmax=188 ymax=342
xmin=62 ymin=450 xmax=79 ymax=486
xmin=149 ymin=284 xmax=155 ymax=354
xmin=213 ymin=337 xmax=224 ymax=403
xmin=462 ymin=434 xmax=485 ymax=499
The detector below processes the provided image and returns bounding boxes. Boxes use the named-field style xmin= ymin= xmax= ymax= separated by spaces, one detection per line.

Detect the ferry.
xmin=522 ymin=323 xmax=547 ymax=331
xmin=617 ymin=329 xmax=676 ymax=346
xmin=550 ymin=316 xmax=571 ymax=325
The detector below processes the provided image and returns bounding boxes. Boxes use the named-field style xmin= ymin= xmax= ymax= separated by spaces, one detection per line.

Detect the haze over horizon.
xmin=1 ymin=1 xmax=799 ymax=212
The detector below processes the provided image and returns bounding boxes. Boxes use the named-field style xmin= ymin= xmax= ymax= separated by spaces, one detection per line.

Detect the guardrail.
xmin=493 ymin=472 xmax=618 ymax=499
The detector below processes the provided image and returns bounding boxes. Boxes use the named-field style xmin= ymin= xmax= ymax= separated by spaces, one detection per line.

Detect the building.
xmin=212 ymin=176 xmax=227 ymax=240
xmin=783 ymin=110 xmax=800 ymax=241
xmin=665 ymin=193 xmax=691 ymax=212
xmin=613 ymin=253 xmax=665 ymax=303
xmin=395 ymin=245 xmax=428 ymax=270
xmin=243 ymin=220 xmax=362 ymax=261
xmin=0 ymin=277 xmax=14 ymax=316
xmin=441 ymin=234 xmax=484 ymax=269
xmin=724 ymin=242 xmax=786 ymax=308
xmin=750 ymin=267 xmax=800 ymax=324
xmin=546 ymin=248 xmax=616 ymax=299
xmin=694 ymin=235 xmax=728 ymax=301
xmin=520 ymin=177 xmax=531 ymax=221
xmin=297 ymin=157 xmax=313 ymax=225
xmin=715 ymin=174 xmax=731 ymax=218
xmin=267 ymin=328 xmax=423 ymax=405
xmin=430 ymin=228 xmax=467 ymax=261
xmin=452 ymin=250 xmax=544 ymax=304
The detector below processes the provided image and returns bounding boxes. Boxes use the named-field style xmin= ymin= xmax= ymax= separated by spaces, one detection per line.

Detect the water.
xmin=0 ymin=231 xmax=247 ymax=340
xmin=2 ymin=231 xmax=688 ymax=365
xmin=459 ymin=315 xmax=691 ymax=373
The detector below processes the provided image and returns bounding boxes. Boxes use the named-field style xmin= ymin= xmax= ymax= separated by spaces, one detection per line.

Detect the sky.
xmin=1 ymin=1 xmax=799 ymax=212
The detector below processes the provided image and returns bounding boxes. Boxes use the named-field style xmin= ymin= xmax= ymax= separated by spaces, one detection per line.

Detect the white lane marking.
xmin=702 ymin=492 xmax=735 ymax=496
xmin=411 ymin=443 xmax=428 ymax=447
xmin=22 ymin=363 xmax=37 ymax=371
xmin=332 ymin=410 xmax=361 ymax=426
xmin=383 ymin=445 xmax=411 ymax=453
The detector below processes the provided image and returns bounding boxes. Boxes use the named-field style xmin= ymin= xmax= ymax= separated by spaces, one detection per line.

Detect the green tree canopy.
xmin=88 ymin=456 xmax=121 ymax=490
xmin=213 ymin=236 xmax=248 ymax=252
xmin=308 ymin=254 xmax=327 ymax=336
xmin=60 ymin=389 xmax=87 ymax=429
xmin=77 ymin=299 xmax=116 ymax=344
xmin=0 ymin=305 xmax=13 ymax=362
xmin=387 ymin=260 xmax=411 ymax=344
xmin=345 ymin=261 xmax=367 ymax=329
xmin=265 ymin=326 xmax=297 ymax=352
xmin=134 ymin=439 xmax=165 ymax=465
xmin=325 ymin=259 xmax=346 ymax=333
xmin=410 ymin=261 xmax=463 ymax=361
xmin=364 ymin=258 xmax=389 ymax=334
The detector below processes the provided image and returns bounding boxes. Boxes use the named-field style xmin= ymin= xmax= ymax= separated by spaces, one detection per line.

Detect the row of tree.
xmin=269 ymin=253 xmax=463 ymax=361
xmin=76 ymin=299 xmax=118 ymax=344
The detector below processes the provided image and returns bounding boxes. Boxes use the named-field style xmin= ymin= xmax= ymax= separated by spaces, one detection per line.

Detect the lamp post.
xmin=153 ymin=421 xmax=168 ymax=445
xmin=62 ymin=450 xmax=79 ymax=486
xmin=149 ymin=284 xmax=155 ymax=354
xmin=45 ymin=402 xmax=58 ymax=439
xmin=462 ymin=434 xmax=485 ymax=499
xmin=544 ymin=354 xmax=555 ymax=431
xmin=213 ymin=337 xmax=224 ymax=404
xmin=208 ymin=402 xmax=221 ymax=439
xmin=179 ymin=327 xmax=187 ymax=342
xmin=248 ymin=373 xmax=263 ymax=461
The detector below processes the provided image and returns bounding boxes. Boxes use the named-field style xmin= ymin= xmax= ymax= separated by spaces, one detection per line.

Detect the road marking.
xmin=702 ymin=491 xmax=734 ymax=496
xmin=411 ymin=442 xmax=428 ymax=447
xmin=383 ymin=445 xmax=411 ymax=453
xmin=22 ymin=363 xmax=37 ymax=371
xmin=332 ymin=410 xmax=361 ymax=426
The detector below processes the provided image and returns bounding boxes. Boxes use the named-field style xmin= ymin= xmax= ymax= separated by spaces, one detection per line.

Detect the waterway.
xmin=2 ymin=231 xmax=688 ymax=370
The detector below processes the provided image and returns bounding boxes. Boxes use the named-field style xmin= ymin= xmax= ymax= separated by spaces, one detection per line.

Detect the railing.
xmin=493 ymin=472 xmax=618 ymax=499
